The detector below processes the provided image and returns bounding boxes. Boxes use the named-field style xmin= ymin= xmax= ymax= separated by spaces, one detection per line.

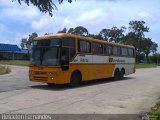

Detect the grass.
xmin=0 ymin=60 xmax=29 ymax=66
xmin=149 ymin=102 xmax=160 ymax=120
xmin=135 ymin=64 xmax=157 ymax=69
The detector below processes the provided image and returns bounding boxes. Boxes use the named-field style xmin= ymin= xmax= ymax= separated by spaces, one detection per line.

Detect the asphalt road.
xmin=0 ymin=65 xmax=160 ymax=114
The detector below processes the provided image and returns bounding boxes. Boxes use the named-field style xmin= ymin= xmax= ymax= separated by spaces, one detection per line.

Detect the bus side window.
xmin=113 ymin=46 xmax=118 ymax=56
xmin=92 ymin=42 xmax=103 ymax=54
xmin=104 ymin=45 xmax=113 ymax=55
xmin=117 ymin=46 xmax=121 ymax=56
xmin=113 ymin=46 xmax=121 ymax=56
xmin=62 ymin=37 xmax=75 ymax=60
xmin=128 ymin=48 xmax=134 ymax=57
xmin=78 ymin=40 xmax=91 ymax=53
xmin=121 ymin=47 xmax=128 ymax=56
xmin=109 ymin=46 xmax=113 ymax=55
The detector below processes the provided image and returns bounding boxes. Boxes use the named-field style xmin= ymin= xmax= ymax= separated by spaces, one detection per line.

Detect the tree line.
xmin=57 ymin=20 xmax=158 ymax=63
xmin=21 ymin=20 xmax=159 ymax=64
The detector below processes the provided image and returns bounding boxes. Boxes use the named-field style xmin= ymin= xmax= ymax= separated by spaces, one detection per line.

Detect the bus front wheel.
xmin=70 ymin=71 xmax=82 ymax=87
xmin=47 ymin=83 xmax=55 ymax=86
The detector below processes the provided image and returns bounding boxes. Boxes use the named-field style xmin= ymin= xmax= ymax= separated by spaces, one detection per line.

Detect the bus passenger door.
xmin=61 ymin=47 xmax=69 ymax=71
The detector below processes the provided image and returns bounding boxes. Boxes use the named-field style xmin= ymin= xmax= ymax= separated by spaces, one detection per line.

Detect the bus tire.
xmin=114 ymin=69 xmax=120 ymax=80
xmin=70 ymin=71 xmax=82 ymax=87
xmin=47 ymin=83 xmax=55 ymax=86
xmin=120 ymin=69 xmax=125 ymax=80
xmin=119 ymin=71 xmax=124 ymax=80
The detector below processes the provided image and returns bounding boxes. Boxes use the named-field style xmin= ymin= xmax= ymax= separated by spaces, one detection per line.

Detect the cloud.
xmin=77 ymin=9 xmax=104 ymax=22
xmin=60 ymin=9 xmax=109 ymax=31
xmin=73 ymin=10 xmax=113 ymax=33
xmin=1 ymin=3 xmax=40 ymax=21
xmin=0 ymin=0 xmax=160 ymax=52
xmin=136 ymin=11 xmax=159 ymax=24
xmin=56 ymin=1 xmax=115 ymax=33
xmin=31 ymin=15 xmax=55 ymax=32
xmin=3 ymin=7 xmax=39 ymax=20
xmin=138 ymin=11 xmax=150 ymax=18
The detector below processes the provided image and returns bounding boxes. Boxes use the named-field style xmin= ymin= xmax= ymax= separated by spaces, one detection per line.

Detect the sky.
xmin=0 ymin=0 xmax=160 ymax=52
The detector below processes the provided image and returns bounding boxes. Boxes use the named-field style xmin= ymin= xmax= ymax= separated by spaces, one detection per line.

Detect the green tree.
xmin=129 ymin=21 xmax=149 ymax=36
xmin=124 ymin=21 xmax=149 ymax=62
xmin=137 ymin=53 xmax=146 ymax=63
xmin=28 ymin=32 xmax=38 ymax=49
xmin=99 ymin=26 xmax=126 ymax=43
xmin=67 ymin=26 xmax=89 ymax=36
xmin=126 ymin=20 xmax=149 ymax=53
xmin=74 ymin=26 xmax=89 ymax=36
xmin=68 ymin=28 xmax=74 ymax=34
xmin=44 ymin=33 xmax=53 ymax=35
xmin=20 ymin=32 xmax=38 ymax=60
xmin=20 ymin=38 xmax=28 ymax=49
xmin=149 ymin=54 xmax=160 ymax=64
xmin=99 ymin=29 xmax=111 ymax=41
xmin=14 ymin=0 xmax=73 ymax=16
xmin=150 ymin=42 xmax=158 ymax=54
xmin=57 ymin=28 xmax=67 ymax=33
xmin=88 ymin=34 xmax=103 ymax=40
xmin=142 ymin=38 xmax=158 ymax=62
xmin=20 ymin=32 xmax=38 ymax=49
xmin=124 ymin=20 xmax=158 ymax=63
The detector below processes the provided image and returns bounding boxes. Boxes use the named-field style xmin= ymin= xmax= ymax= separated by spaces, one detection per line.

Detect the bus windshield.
xmin=31 ymin=38 xmax=61 ymax=66
xmin=32 ymin=38 xmax=61 ymax=47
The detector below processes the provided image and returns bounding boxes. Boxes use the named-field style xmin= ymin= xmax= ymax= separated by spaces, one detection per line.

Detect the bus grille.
xmin=34 ymin=71 xmax=47 ymax=75
xmin=34 ymin=76 xmax=48 ymax=81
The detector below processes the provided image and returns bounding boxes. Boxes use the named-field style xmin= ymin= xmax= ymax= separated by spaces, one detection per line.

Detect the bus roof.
xmin=34 ymin=33 xmax=135 ymax=49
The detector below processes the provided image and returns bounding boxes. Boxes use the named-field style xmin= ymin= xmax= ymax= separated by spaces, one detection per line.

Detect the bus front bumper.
xmin=29 ymin=66 xmax=70 ymax=84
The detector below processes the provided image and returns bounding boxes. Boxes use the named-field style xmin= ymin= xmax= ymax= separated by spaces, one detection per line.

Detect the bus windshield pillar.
xmin=61 ymin=47 xmax=69 ymax=71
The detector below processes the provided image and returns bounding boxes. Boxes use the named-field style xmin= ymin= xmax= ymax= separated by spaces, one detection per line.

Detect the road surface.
xmin=0 ymin=65 xmax=160 ymax=114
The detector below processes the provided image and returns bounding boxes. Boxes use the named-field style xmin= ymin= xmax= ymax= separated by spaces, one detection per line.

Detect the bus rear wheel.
xmin=70 ymin=71 xmax=82 ymax=87
xmin=114 ymin=69 xmax=120 ymax=80
xmin=119 ymin=71 xmax=124 ymax=80
xmin=120 ymin=69 xmax=125 ymax=80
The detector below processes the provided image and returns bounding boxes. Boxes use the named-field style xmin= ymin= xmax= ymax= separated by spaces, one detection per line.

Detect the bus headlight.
xmin=49 ymin=72 xmax=55 ymax=76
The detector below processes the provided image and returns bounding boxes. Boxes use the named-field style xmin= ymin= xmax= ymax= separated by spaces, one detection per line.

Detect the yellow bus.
xmin=29 ymin=33 xmax=135 ymax=86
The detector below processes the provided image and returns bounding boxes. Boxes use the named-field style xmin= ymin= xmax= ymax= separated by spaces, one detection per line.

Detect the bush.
xmin=0 ymin=65 xmax=11 ymax=75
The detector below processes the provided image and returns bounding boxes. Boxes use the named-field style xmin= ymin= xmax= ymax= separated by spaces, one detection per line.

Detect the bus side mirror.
xmin=61 ymin=48 xmax=69 ymax=71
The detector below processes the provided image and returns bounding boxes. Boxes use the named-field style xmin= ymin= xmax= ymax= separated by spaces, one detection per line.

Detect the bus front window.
xmin=42 ymin=47 xmax=60 ymax=66
xmin=31 ymin=38 xmax=61 ymax=66
xmin=30 ymin=48 xmax=41 ymax=65
xmin=31 ymin=47 xmax=60 ymax=66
